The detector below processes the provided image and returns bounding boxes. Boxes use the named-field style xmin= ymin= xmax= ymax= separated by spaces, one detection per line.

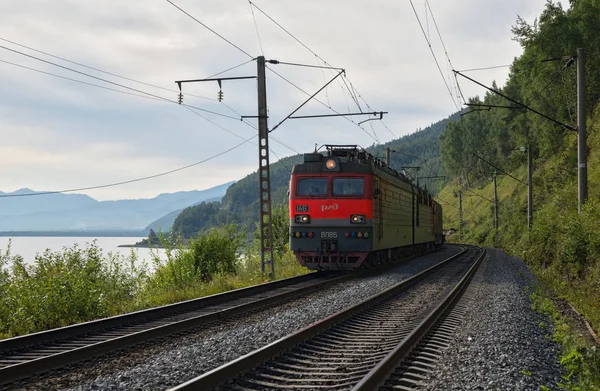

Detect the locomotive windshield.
xmin=297 ymin=178 xmax=327 ymax=196
xmin=333 ymin=178 xmax=364 ymax=196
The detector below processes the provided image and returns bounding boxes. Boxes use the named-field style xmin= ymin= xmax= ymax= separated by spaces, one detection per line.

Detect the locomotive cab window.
xmin=297 ymin=178 xmax=327 ymax=196
xmin=333 ymin=178 xmax=364 ymax=196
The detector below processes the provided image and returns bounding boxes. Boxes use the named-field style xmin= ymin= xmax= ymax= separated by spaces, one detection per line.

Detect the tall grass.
xmin=0 ymin=224 xmax=309 ymax=339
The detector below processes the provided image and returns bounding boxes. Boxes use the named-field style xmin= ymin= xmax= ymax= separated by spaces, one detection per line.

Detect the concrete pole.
xmin=577 ymin=48 xmax=587 ymax=213
xmin=257 ymin=56 xmax=274 ymax=276
xmin=386 ymin=148 xmax=391 ymax=167
xmin=493 ymin=174 xmax=498 ymax=231
xmin=459 ymin=190 xmax=463 ymax=241
xmin=528 ymin=146 xmax=533 ymax=229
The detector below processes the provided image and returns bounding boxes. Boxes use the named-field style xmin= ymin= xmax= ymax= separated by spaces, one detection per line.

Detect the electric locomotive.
xmin=289 ymin=145 xmax=443 ymax=271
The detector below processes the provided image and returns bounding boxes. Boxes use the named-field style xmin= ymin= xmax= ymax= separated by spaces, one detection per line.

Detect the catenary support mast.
xmin=257 ymin=56 xmax=274 ymax=276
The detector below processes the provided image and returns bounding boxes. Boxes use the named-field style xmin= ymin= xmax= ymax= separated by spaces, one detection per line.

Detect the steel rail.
xmin=351 ymin=246 xmax=485 ymax=390
xmin=168 ymin=246 xmax=469 ymax=391
xmin=0 ymin=271 xmax=350 ymax=386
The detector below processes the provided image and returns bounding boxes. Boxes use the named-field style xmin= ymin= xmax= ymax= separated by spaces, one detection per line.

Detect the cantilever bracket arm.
xmin=287 ymin=111 xmax=388 ymax=120
xmin=269 ymin=70 xmax=345 ymax=133
xmin=358 ymin=111 xmax=384 ymax=125
xmin=454 ymin=70 xmax=576 ymax=131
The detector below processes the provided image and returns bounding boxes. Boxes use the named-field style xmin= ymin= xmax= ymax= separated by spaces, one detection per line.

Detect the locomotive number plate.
xmin=295 ymin=205 xmax=309 ymax=212
xmin=321 ymin=231 xmax=338 ymax=239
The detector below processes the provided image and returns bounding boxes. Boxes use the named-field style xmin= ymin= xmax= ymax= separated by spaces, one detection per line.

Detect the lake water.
xmin=0 ymin=237 xmax=165 ymax=268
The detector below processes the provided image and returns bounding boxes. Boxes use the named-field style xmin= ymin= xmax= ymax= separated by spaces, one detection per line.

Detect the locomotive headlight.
xmin=325 ymin=159 xmax=337 ymax=170
xmin=295 ymin=214 xmax=310 ymax=223
xmin=350 ymin=214 xmax=366 ymax=224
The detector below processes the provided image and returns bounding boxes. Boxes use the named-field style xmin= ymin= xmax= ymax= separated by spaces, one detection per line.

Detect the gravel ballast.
xmin=10 ymin=246 xmax=566 ymax=391
xmin=13 ymin=246 xmax=460 ymax=391
xmin=424 ymin=248 xmax=564 ymax=390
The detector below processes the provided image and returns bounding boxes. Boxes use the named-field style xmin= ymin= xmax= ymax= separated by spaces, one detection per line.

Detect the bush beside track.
xmin=0 ymin=219 xmax=308 ymax=340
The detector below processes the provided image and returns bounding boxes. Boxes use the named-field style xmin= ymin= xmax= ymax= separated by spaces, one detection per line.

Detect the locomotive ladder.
xmin=257 ymin=56 xmax=275 ymax=276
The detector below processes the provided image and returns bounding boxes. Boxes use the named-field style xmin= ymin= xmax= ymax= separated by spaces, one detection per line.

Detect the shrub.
xmin=0 ymin=241 xmax=146 ymax=337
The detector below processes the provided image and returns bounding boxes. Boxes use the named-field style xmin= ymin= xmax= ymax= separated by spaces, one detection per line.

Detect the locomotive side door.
xmin=374 ymin=178 xmax=383 ymax=240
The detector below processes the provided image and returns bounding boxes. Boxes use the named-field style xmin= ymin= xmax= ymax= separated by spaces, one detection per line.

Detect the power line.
xmin=248 ymin=0 xmax=265 ymax=56
xmin=249 ymin=0 xmax=332 ymax=66
xmin=455 ymin=69 xmax=576 ymax=131
xmin=266 ymin=66 xmax=379 ymax=142
xmin=460 ymin=185 xmax=494 ymax=204
xmin=408 ymin=0 xmax=460 ymax=111
xmin=0 ymin=36 xmax=214 ymax=102
xmin=456 ymin=64 xmax=512 ymax=72
xmin=0 ymin=136 xmax=256 ymax=198
xmin=165 ymin=0 xmax=253 ymax=58
xmin=2 ymin=54 xmax=274 ymax=158
xmin=424 ymin=0 xmax=461 ymax=104
xmin=435 ymin=196 xmax=458 ymax=209
xmin=526 ymin=62 xmax=573 ymax=106
xmin=269 ymin=148 xmax=292 ymax=174
xmin=273 ymin=60 xmax=343 ymax=71
xmin=0 ymin=59 xmax=163 ymax=102
xmin=0 ymin=44 xmax=244 ymax=120
xmin=221 ymin=102 xmax=301 ymax=154
xmin=167 ymin=1 xmax=368 ymax=151
xmin=248 ymin=0 xmax=393 ymax=141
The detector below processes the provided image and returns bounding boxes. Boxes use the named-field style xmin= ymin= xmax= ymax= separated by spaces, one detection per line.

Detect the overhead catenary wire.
xmin=408 ymin=0 xmax=460 ymax=111
xmin=0 ymin=36 xmax=217 ymax=102
xmin=0 ymin=59 xmax=163 ymax=102
xmin=0 ymin=44 xmax=242 ymax=120
xmin=220 ymin=102 xmax=301 ymax=154
xmin=248 ymin=0 xmax=392 ymax=141
xmin=456 ymin=64 xmax=512 ymax=73
xmin=454 ymin=69 xmax=576 ymax=130
xmin=165 ymin=0 xmax=253 ymax=59
xmin=248 ymin=0 xmax=265 ymax=56
xmin=459 ymin=185 xmax=494 ymax=204
xmin=424 ymin=0 xmax=462 ymax=105
xmin=0 ymin=136 xmax=256 ymax=198
xmin=1 ymin=52 xmax=296 ymax=159
xmin=168 ymin=0 xmax=384 ymax=146
xmin=266 ymin=66 xmax=380 ymax=142
xmin=435 ymin=196 xmax=458 ymax=209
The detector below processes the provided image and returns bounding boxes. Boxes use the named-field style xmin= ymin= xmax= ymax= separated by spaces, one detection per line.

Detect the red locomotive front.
xmin=289 ymin=148 xmax=375 ymax=270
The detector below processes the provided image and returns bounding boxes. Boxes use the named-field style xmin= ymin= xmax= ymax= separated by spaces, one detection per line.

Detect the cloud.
xmin=0 ymin=0 xmax=548 ymax=200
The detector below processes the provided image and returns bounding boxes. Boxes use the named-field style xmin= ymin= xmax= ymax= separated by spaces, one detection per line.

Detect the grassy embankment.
xmin=439 ymin=105 xmax=600 ymax=389
xmin=0 ymin=224 xmax=308 ymax=340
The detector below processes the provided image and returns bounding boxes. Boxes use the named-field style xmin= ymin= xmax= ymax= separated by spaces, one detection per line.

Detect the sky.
xmin=0 ymin=0 xmax=550 ymax=201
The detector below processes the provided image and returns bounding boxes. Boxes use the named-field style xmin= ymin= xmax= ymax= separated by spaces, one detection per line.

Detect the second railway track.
xmin=0 ymin=271 xmax=351 ymax=386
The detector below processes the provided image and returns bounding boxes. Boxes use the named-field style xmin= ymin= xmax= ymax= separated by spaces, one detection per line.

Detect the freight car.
xmin=289 ymin=145 xmax=443 ymax=271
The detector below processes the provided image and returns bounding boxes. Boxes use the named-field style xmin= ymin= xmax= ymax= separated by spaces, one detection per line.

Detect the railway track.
xmin=0 ymin=271 xmax=352 ymax=386
xmin=168 ymin=246 xmax=482 ymax=391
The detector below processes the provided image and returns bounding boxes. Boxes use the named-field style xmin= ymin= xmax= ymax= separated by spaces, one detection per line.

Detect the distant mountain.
xmin=145 ymin=196 xmax=222 ymax=232
xmin=171 ymin=113 xmax=459 ymax=237
xmin=0 ymin=182 xmax=234 ymax=232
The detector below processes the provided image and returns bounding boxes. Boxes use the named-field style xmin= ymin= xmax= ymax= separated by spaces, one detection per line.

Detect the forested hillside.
xmin=172 ymin=113 xmax=459 ymax=238
xmin=438 ymin=2 xmax=600 ymax=386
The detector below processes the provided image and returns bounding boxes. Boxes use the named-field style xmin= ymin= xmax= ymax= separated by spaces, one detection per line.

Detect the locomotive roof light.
xmin=325 ymin=159 xmax=337 ymax=170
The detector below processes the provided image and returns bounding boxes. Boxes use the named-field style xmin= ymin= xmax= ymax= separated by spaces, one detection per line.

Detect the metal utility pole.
xmin=459 ymin=190 xmax=463 ymax=241
xmin=386 ymin=148 xmax=391 ymax=166
xmin=527 ymin=146 xmax=533 ymax=229
xmin=493 ymin=174 xmax=498 ymax=231
xmin=577 ymin=48 xmax=587 ymax=213
xmin=257 ymin=56 xmax=274 ymax=277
